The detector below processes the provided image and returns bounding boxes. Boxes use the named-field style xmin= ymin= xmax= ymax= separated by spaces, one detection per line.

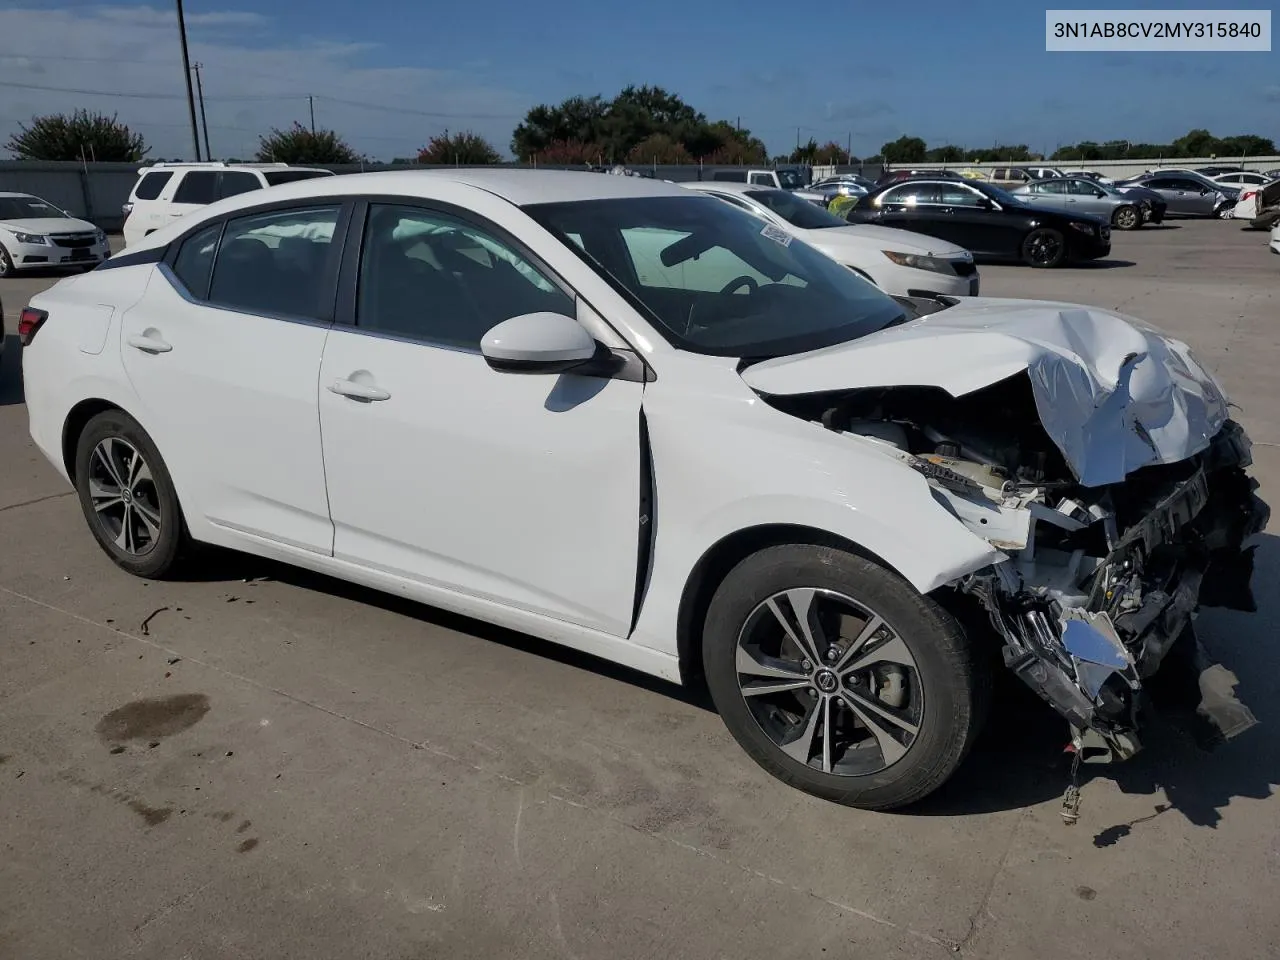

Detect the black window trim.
xmin=157 ymin=196 xmax=354 ymax=328
xmin=131 ymin=170 xmax=174 ymax=202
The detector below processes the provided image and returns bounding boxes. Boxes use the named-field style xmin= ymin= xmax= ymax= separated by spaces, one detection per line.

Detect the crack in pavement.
xmin=952 ymin=806 xmax=1031 ymax=954
xmin=1 ymin=583 xmax=959 ymax=954
xmin=0 ymin=491 xmax=74 ymax=513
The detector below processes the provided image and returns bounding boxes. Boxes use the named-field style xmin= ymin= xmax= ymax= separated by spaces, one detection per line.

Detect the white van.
xmin=121 ymin=162 xmax=335 ymax=248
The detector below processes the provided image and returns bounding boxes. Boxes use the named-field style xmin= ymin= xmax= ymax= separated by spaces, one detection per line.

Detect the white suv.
xmin=121 ymin=162 xmax=335 ymax=248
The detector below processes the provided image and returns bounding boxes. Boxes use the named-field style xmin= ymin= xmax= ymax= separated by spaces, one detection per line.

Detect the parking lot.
xmin=1 ymin=220 xmax=1277 ymax=959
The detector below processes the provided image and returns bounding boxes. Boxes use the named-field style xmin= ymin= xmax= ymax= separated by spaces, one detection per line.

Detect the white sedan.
xmin=0 ymin=192 xmax=111 ymax=276
xmin=682 ymin=180 xmax=981 ymax=298
xmin=22 ymin=170 xmax=1266 ymax=809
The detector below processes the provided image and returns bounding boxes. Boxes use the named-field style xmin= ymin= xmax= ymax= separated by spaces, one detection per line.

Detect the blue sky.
xmin=1 ymin=0 xmax=1275 ymax=159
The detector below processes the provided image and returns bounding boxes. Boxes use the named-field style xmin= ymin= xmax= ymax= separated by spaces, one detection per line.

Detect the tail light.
xmin=1241 ymin=191 xmax=1256 ymax=202
xmin=18 ymin=307 xmax=48 ymax=346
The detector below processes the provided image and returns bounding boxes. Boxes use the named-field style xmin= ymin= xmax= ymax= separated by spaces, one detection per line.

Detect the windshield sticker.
xmin=760 ymin=224 xmax=793 ymax=247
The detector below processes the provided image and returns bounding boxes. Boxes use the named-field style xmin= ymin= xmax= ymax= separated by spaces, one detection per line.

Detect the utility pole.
xmin=796 ymin=126 xmax=801 ymax=151
xmin=847 ymin=131 xmax=852 ymax=164
xmin=175 ymin=0 xmax=201 ymax=161
xmin=308 ymin=95 xmax=315 ymax=134
xmin=192 ymin=62 xmax=211 ymax=160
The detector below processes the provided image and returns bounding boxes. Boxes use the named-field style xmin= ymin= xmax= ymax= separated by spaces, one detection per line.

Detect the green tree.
xmin=511 ymin=95 xmax=610 ymax=160
xmin=625 ymin=133 xmax=691 ymax=164
xmin=418 ymin=129 xmax=502 ymax=164
xmin=256 ymin=123 xmax=360 ymax=164
xmin=533 ymin=139 xmax=606 ymax=165
xmin=813 ymin=140 xmax=849 ymax=164
xmin=5 ymin=109 xmax=147 ymax=161
xmin=880 ymin=135 xmax=927 ymax=164
xmin=926 ymin=144 xmax=965 ymax=163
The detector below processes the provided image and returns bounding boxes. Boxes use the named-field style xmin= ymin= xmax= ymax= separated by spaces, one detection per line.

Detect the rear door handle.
xmin=328 ymin=378 xmax=390 ymax=402
xmin=127 ymin=334 xmax=172 ymax=354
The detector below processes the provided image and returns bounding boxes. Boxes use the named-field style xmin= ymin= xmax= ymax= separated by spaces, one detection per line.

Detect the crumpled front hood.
xmin=741 ymin=297 xmax=1230 ymax=487
xmin=811 ymin=224 xmax=970 ymax=260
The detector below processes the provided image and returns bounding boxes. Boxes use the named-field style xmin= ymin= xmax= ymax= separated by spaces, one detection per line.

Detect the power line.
xmin=0 ymin=79 xmax=301 ymax=101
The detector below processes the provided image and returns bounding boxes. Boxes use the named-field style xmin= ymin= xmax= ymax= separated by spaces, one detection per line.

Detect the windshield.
xmin=775 ymin=169 xmax=806 ymax=189
xmin=0 ymin=196 xmax=60 ymax=220
xmin=966 ymin=180 xmax=1024 ymax=206
xmin=524 ymin=195 xmax=905 ymax=358
xmin=744 ymin=189 xmax=848 ymax=229
xmin=263 ymin=170 xmax=336 ymax=186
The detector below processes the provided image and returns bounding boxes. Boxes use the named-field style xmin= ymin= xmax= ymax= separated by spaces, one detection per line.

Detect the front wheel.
xmin=1112 ymin=205 xmax=1140 ymax=230
xmin=1021 ymin=227 xmax=1066 ymax=267
xmin=74 ymin=409 xmax=188 ymax=579
xmin=1216 ymin=202 xmax=1235 ymax=220
xmin=0 ymin=244 xmax=14 ymax=277
xmin=702 ymin=545 xmax=986 ymax=810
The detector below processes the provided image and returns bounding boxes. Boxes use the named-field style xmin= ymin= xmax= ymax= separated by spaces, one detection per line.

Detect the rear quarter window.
xmin=132 ymin=171 xmax=173 ymax=201
xmin=172 ymin=171 xmax=219 ymax=204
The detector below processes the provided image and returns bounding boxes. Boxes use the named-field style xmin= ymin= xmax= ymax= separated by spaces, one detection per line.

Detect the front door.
xmin=118 ymin=203 xmax=345 ymax=552
xmin=317 ymin=201 xmax=644 ymax=636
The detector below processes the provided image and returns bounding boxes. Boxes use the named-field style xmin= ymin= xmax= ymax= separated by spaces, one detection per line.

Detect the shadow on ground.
xmin=176 ymin=531 xmax=1279 ymax=827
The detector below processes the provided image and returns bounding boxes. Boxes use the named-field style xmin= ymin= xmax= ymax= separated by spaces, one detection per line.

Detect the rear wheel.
xmin=73 ymin=410 xmax=188 ymax=579
xmin=702 ymin=545 xmax=986 ymax=810
xmin=1112 ymin=205 xmax=1140 ymax=230
xmin=1021 ymin=227 xmax=1066 ymax=267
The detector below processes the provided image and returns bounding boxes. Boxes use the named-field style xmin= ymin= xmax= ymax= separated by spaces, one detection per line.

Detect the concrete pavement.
xmin=1 ymin=220 xmax=1278 ymax=959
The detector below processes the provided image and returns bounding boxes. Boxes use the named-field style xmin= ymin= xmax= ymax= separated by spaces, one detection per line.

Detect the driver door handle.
xmin=328 ymin=378 xmax=391 ymax=402
xmin=127 ymin=333 xmax=172 ymax=354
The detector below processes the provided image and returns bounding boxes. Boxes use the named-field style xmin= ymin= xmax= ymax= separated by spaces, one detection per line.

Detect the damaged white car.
xmin=23 ymin=171 xmax=1268 ymax=810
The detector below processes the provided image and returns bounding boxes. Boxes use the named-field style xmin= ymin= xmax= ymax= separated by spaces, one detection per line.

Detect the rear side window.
xmin=207 ymin=206 xmax=341 ymax=320
xmin=172 ymin=171 xmax=219 ymax=204
xmin=133 ymin=171 xmax=172 ymax=200
xmin=218 ymin=171 xmax=261 ymax=200
xmin=171 ymin=222 xmax=223 ymax=300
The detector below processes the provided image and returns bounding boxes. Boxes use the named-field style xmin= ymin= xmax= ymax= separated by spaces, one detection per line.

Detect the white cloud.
xmin=0 ymin=4 xmax=531 ymax=160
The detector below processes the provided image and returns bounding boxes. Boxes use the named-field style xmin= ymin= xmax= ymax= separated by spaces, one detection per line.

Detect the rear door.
xmin=118 ymin=201 xmax=346 ymax=552
xmin=165 ymin=170 xmax=220 ymax=226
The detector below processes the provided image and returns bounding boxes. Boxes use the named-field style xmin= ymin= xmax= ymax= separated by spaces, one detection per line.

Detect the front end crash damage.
xmin=761 ymin=371 xmax=1269 ymax=763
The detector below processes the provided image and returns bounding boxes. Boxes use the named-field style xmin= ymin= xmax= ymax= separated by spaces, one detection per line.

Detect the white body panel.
xmin=317 ymin=328 xmax=644 ymax=635
xmin=0 ymin=202 xmax=110 ymax=274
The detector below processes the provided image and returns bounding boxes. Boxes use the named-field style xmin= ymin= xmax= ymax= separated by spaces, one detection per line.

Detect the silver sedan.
xmin=1011 ymin=177 xmax=1146 ymax=229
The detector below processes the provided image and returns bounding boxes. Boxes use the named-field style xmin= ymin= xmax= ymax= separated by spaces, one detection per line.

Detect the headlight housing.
xmin=881 ymin=250 xmax=954 ymax=274
xmin=13 ymin=232 xmax=50 ymax=245
xmin=1068 ymin=221 xmax=1096 ymax=235
xmin=95 ymin=229 xmax=108 ymax=244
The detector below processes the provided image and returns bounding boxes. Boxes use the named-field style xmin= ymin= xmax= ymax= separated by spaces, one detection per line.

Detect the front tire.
xmin=702 ymin=545 xmax=986 ymax=810
xmin=1021 ymin=227 xmax=1066 ymax=267
xmin=74 ymin=410 xmax=188 ymax=579
xmin=1112 ymin=205 xmax=1140 ymax=230
xmin=0 ymin=244 xmax=14 ymax=277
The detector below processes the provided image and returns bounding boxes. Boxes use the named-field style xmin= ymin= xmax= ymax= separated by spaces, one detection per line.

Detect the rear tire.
xmin=74 ymin=410 xmax=188 ymax=579
xmin=1021 ymin=227 xmax=1067 ymax=268
xmin=702 ymin=544 xmax=986 ymax=810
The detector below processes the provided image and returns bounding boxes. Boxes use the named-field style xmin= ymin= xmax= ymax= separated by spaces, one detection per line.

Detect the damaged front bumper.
xmin=954 ymin=420 xmax=1269 ymax=761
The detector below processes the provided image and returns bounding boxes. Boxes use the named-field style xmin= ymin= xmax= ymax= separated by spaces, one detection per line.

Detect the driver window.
xmin=1067 ymin=179 xmax=1099 ymax=195
xmin=357 ymin=204 xmax=573 ymax=349
xmin=619 ymin=226 xmax=789 ymax=293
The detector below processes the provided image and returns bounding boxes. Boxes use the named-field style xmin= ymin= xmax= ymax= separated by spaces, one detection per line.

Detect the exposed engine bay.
xmin=765 ymin=374 xmax=1270 ymax=763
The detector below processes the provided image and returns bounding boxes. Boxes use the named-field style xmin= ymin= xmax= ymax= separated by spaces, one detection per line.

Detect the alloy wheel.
xmin=1114 ymin=207 xmax=1138 ymax=229
xmin=86 ymin=436 xmax=163 ymax=556
xmin=735 ymin=588 xmax=923 ymax=776
xmin=1024 ymin=229 xmax=1063 ymax=266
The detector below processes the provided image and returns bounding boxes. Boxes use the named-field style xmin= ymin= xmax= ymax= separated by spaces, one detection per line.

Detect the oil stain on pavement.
xmin=95 ymin=694 xmax=211 ymax=744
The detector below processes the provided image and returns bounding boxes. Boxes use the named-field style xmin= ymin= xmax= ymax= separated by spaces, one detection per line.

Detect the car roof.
xmin=0 ymin=192 xmax=40 ymax=199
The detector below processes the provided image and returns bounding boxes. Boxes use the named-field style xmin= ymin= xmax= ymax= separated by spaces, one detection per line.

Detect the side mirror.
xmin=481 ymin=312 xmax=598 ymax=375
xmin=63 ymin=208 xmax=76 ymax=217
xmin=976 ymin=197 xmax=995 ymax=210
xmin=1094 ymin=190 xmax=1107 ymax=198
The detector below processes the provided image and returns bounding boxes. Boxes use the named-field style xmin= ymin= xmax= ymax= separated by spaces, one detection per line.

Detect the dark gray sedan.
xmin=1012 ymin=177 xmax=1146 ymax=229
xmin=1114 ymin=172 xmax=1238 ymax=218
